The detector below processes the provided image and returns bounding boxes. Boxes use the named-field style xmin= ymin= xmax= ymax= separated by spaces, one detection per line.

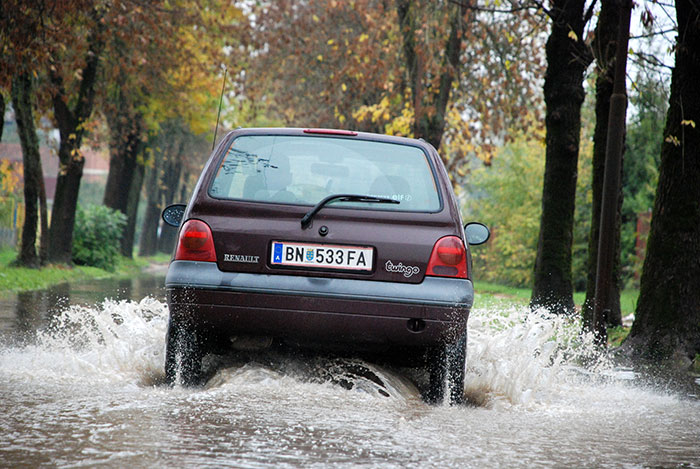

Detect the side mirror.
xmin=465 ymin=222 xmax=490 ymax=246
xmin=162 ymin=204 xmax=187 ymax=227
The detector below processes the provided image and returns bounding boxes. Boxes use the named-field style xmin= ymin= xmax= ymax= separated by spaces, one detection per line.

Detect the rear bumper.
xmin=165 ymin=260 xmax=473 ymax=348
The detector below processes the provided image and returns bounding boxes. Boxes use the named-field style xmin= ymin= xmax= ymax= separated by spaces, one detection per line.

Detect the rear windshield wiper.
xmin=301 ymin=194 xmax=400 ymax=229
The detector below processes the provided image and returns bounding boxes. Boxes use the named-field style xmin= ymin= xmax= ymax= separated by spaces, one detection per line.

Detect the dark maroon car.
xmin=162 ymin=127 xmax=489 ymax=403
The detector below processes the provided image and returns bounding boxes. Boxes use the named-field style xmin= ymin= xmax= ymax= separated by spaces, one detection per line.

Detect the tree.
xmin=463 ymin=125 xmax=545 ymax=287
xmin=530 ymin=0 xmax=594 ymax=315
xmin=0 ymin=92 xmax=5 ymax=142
xmin=10 ymin=72 xmax=48 ymax=267
xmin=138 ymin=120 xmax=209 ymax=256
xmin=0 ymin=0 xmax=81 ymax=265
xmin=245 ymin=0 xmax=402 ymax=133
xmin=581 ymin=0 xmax=625 ymax=330
xmin=138 ymin=123 xmax=177 ymax=257
xmin=101 ymin=1 xmax=239 ymax=257
xmin=619 ymin=71 xmax=666 ymax=284
xmin=625 ymin=0 xmax=700 ymax=365
xmin=47 ymin=5 xmax=106 ymax=264
xmin=396 ymin=0 xmax=467 ymax=149
xmin=102 ymin=45 xmax=146 ymax=257
xmin=246 ymin=0 xmax=546 ymax=185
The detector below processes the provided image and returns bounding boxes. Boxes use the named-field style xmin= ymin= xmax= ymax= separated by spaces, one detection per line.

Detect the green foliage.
xmin=607 ymin=326 xmax=630 ymax=348
xmin=72 ymin=204 xmax=127 ymax=271
xmin=463 ymin=125 xmax=592 ymax=290
xmin=462 ymin=131 xmax=544 ymax=287
xmin=620 ymin=74 xmax=667 ymax=287
xmin=572 ymin=129 xmax=593 ymax=291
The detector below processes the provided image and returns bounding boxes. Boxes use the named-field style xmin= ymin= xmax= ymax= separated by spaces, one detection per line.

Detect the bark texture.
xmin=103 ymin=96 xmax=145 ymax=258
xmin=626 ymin=0 xmax=700 ymax=365
xmin=531 ymin=0 xmax=592 ymax=314
xmin=0 ymin=92 xmax=5 ymax=142
xmin=11 ymin=72 xmax=47 ymax=267
xmin=582 ymin=0 xmax=623 ymax=329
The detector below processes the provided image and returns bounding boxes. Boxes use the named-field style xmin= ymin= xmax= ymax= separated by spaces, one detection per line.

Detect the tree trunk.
xmin=530 ymin=0 xmax=592 ymax=315
xmin=626 ymin=0 xmax=700 ymax=365
xmin=48 ymin=152 xmax=85 ymax=264
xmin=0 ymin=92 xmax=5 ymax=142
xmin=103 ymin=101 xmax=145 ymax=258
xmin=120 ymin=156 xmax=145 ymax=257
xmin=139 ymin=131 xmax=176 ymax=257
xmin=138 ymin=153 xmax=163 ymax=257
xmin=396 ymin=0 xmax=465 ymax=150
xmin=47 ymin=13 xmax=105 ymax=264
xmin=157 ymin=153 xmax=184 ymax=254
xmin=582 ymin=0 xmax=623 ymax=329
xmin=10 ymin=72 xmax=43 ymax=267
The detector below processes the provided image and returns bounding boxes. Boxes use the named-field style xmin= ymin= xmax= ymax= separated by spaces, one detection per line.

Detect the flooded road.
xmin=1 ymin=275 xmax=699 ymax=468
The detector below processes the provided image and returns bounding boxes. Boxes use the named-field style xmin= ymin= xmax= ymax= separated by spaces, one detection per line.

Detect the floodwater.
xmin=1 ymin=274 xmax=699 ymax=468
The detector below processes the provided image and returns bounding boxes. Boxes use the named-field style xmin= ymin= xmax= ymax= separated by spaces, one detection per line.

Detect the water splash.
xmin=0 ymin=297 xmax=168 ymax=386
xmin=2 ymin=294 xmax=698 ymax=468
xmin=465 ymin=305 xmax=614 ymax=408
xmin=0 ymin=296 xmax=671 ymax=407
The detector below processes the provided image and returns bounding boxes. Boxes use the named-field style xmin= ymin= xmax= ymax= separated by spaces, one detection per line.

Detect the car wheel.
xmin=426 ymin=333 xmax=467 ymax=405
xmin=165 ymin=318 xmax=204 ymax=386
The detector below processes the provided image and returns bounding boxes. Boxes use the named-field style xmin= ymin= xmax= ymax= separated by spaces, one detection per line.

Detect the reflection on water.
xmin=0 ymin=275 xmax=165 ymax=345
xmin=0 ymin=276 xmax=699 ymax=468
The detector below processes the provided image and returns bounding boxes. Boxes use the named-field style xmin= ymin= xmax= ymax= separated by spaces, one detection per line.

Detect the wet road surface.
xmin=1 ymin=274 xmax=699 ymax=468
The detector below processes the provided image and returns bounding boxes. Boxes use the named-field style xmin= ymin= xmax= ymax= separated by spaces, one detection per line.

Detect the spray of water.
xmin=0 ymin=294 xmax=626 ymax=408
xmin=0 ymin=297 xmax=168 ymax=386
xmin=465 ymin=304 xmax=615 ymax=408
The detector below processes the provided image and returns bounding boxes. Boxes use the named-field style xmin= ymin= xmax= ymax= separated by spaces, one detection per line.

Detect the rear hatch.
xmin=191 ymin=131 xmax=461 ymax=284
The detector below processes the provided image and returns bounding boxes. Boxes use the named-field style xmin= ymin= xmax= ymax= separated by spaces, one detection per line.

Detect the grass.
xmin=474 ymin=280 xmax=637 ymax=347
xmin=475 ymin=280 xmax=639 ymax=315
xmin=0 ymin=249 xmax=170 ymax=295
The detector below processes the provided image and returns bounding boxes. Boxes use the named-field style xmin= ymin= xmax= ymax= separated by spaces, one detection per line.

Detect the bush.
xmin=72 ymin=204 xmax=127 ymax=271
xmin=462 ymin=131 xmax=544 ymax=288
xmin=462 ymin=124 xmax=593 ymax=290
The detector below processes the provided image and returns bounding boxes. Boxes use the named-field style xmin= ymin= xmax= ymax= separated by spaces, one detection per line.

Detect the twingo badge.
xmin=385 ymin=260 xmax=420 ymax=278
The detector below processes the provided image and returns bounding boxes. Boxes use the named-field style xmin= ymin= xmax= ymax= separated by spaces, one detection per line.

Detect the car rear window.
xmin=208 ymin=135 xmax=441 ymax=212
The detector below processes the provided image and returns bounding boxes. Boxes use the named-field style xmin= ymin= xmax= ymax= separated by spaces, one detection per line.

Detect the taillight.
xmin=174 ymin=220 xmax=216 ymax=262
xmin=426 ymin=236 xmax=467 ymax=278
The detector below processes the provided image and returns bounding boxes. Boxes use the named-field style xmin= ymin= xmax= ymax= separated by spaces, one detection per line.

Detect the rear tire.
xmin=165 ymin=318 xmax=204 ymax=386
xmin=426 ymin=333 xmax=466 ymax=405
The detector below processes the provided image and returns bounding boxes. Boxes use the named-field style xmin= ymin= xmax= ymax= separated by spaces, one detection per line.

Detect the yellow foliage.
xmin=0 ymin=160 xmax=21 ymax=197
xmin=665 ymin=134 xmax=681 ymax=146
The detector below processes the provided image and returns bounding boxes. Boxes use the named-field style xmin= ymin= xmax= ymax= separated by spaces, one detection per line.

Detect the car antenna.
xmin=212 ymin=67 xmax=228 ymax=151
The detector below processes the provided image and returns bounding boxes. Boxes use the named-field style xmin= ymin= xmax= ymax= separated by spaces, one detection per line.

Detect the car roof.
xmin=222 ymin=127 xmax=437 ymax=153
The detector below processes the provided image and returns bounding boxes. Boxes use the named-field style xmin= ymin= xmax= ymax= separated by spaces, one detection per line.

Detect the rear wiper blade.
xmin=301 ymin=194 xmax=400 ymax=229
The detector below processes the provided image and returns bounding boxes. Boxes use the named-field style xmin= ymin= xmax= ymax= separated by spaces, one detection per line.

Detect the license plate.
xmin=270 ymin=241 xmax=373 ymax=271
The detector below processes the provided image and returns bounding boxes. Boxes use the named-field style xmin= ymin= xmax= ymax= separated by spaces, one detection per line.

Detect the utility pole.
xmin=593 ymin=0 xmax=633 ymax=346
